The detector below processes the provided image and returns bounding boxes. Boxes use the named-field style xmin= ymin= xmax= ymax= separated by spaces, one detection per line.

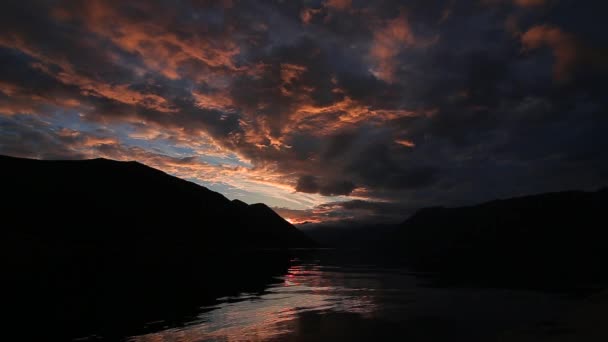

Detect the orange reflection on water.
xmin=129 ymin=264 xmax=378 ymax=342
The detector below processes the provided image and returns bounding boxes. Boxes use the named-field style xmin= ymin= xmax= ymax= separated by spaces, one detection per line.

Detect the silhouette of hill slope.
xmin=1 ymin=154 xmax=313 ymax=340
xmin=393 ymin=189 xmax=608 ymax=287
xmin=1 ymin=154 xmax=313 ymax=248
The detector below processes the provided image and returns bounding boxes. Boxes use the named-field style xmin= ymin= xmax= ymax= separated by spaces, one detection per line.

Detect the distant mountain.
xmin=1 ymin=154 xmax=314 ymax=249
xmin=393 ymin=189 xmax=608 ymax=288
xmin=302 ymin=223 xmax=398 ymax=248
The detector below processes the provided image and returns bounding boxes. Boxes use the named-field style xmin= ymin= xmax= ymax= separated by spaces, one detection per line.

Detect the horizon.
xmin=1 ymin=0 xmax=606 ymax=225
xmin=3 ymin=153 xmax=605 ymax=228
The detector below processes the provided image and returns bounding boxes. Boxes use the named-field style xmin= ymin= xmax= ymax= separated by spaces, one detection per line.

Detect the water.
xmin=125 ymin=251 xmax=582 ymax=342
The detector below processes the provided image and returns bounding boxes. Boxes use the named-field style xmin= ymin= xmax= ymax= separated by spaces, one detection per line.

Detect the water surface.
xmin=127 ymin=251 xmax=582 ymax=341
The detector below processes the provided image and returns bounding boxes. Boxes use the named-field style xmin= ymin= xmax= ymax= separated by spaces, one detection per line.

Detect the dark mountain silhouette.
xmin=1 ymin=154 xmax=313 ymax=340
xmin=302 ymin=223 xmax=398 ymax=248
xmin=1 ymin=154 xmax=313 ymax=248
xmin=392 ymin=188 xmax=608 ymax=289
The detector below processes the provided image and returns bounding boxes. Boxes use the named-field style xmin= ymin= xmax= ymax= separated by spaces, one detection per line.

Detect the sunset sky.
xmin=1 ymin=0 xmax=606 ymax=224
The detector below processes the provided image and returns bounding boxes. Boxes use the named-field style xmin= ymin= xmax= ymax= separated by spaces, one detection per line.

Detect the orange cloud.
xmin=34 ymin=63 xmax=176 ymax=112
xmin=284 ymin=217 xmax=322 ymax=225
xmin=74 ymin=1 xmax=243 ymax=80
xmin=288 ymin=96 xmax=419 ymax=135
xmin=241 ymin=115 xmax=289 ymax=150
xmin=274 ymin=196 xmax=391 ymax=225
xmin=192 ymin=90 xmax=235 ymax=112
xmin=280 ymin=63 xmax=308 ymax=96
xmin=521 ymin=25 xmax=578 ymax=81
xmin=0 ymin=80 xmax=80 ymax=115
xmin=58 ymin=128 xmax=120 ymax=147
xmin=395 ymin=139 xmax=415 ymax=148
xmin=0 ymin=101 xmax=38 ymax=116
xmin=0 ymin=34 xmax=176 ymax=113
xmin=325 ymin=0 xmax=352 ymax=11
xmin=280 ymin=64 xmax=307 ymax=84
xmin=0 ymin=81 xmax=37 ymax=115
xmin=369 ymin=13 xmax=415 ymax=83
xmin=300 ymin=8 xmax=322 ymax=25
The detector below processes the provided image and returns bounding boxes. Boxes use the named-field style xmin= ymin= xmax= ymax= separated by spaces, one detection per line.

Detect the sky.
xmin=1 ymin=0 xmax=607 ymax=225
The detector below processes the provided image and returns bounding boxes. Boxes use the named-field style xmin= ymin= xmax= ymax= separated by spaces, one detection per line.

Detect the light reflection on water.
xmin=128 ymin=258 xmax=576 ymax=342
xmin=129 ymin=261 xmax=390 ymax=341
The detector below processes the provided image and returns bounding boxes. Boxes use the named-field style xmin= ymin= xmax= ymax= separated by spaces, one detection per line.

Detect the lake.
xmin=122 ymin=250 xmax=589 ymax=342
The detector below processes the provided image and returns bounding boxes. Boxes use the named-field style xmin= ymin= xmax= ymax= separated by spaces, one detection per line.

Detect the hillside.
xmin=0 ymin=154 xmax=314 ymax=339
xmin=1 ymin=154 xmax=313 ymax=249
xmin=394 ymin=189 xmax=608 ymax=288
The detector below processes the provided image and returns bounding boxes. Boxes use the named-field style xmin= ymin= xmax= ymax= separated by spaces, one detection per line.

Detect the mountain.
xmin=1 ymin=154 xmax=313 ymax=339
xmin=1 ymin=154 xmax=313 ymax=249
xmin=302 ymin=223 xmax=398 ymax=248
xmin=393 ymin=188 xmax=608 ymax=288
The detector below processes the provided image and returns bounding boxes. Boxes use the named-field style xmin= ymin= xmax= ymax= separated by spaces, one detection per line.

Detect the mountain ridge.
xmin=393 ymin=187 xmax=608 ymax=288
xmin=1 ymin=154 xmax=314 ymax=248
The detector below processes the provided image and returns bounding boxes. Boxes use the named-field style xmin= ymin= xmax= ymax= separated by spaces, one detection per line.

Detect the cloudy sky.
xmin=1 ymin=0 xmax=606 ymax=224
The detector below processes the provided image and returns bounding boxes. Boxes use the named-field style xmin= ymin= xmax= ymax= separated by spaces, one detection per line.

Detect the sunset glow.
xmin=1 ymin=0 xmax=606 ymax=224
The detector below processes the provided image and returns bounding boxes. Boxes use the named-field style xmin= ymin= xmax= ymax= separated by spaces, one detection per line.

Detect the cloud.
xmin=296 ymin=175 xmax=356 ymax=196
xmin=369 ymin=12 xmax=415 ymax=83
xmin=74 ymin=1 xmax=244 ymax=80
xmin=280 ymin=63 xmax=308 ymax=96
xmin=192 ymin=90 xmax=235 ymax=112
xmin=0 ymin=0 xmax=607 ymax=225
xmin=325 ymin=0 xmax=352 ymax=11
xmin=521 ymin=25 xmax=579 ymax=81
xmin=275 ymin=199 xmax=413 ymax=225
xmin=395 ymin=139 xmax=415 ymax=148
xmin=300 ymin=8 xmax=322 ymax=25
xmin=520 ymin=23 xmax=607 ymax=82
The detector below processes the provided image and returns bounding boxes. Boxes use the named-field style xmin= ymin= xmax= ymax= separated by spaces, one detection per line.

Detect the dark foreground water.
xmin=117 ymin=250 xmax=601 ymax=342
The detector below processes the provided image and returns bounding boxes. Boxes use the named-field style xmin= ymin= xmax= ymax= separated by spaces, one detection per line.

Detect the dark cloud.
xmin=0 ymin=115 xmax=84 ymax=159
xmin=275 ymin=199 xmax=418 ymax=225
xmin=296 ymin=175 xmax=356 ymax=196
xmin=0 ymin=0 xmax=607 ymax=223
